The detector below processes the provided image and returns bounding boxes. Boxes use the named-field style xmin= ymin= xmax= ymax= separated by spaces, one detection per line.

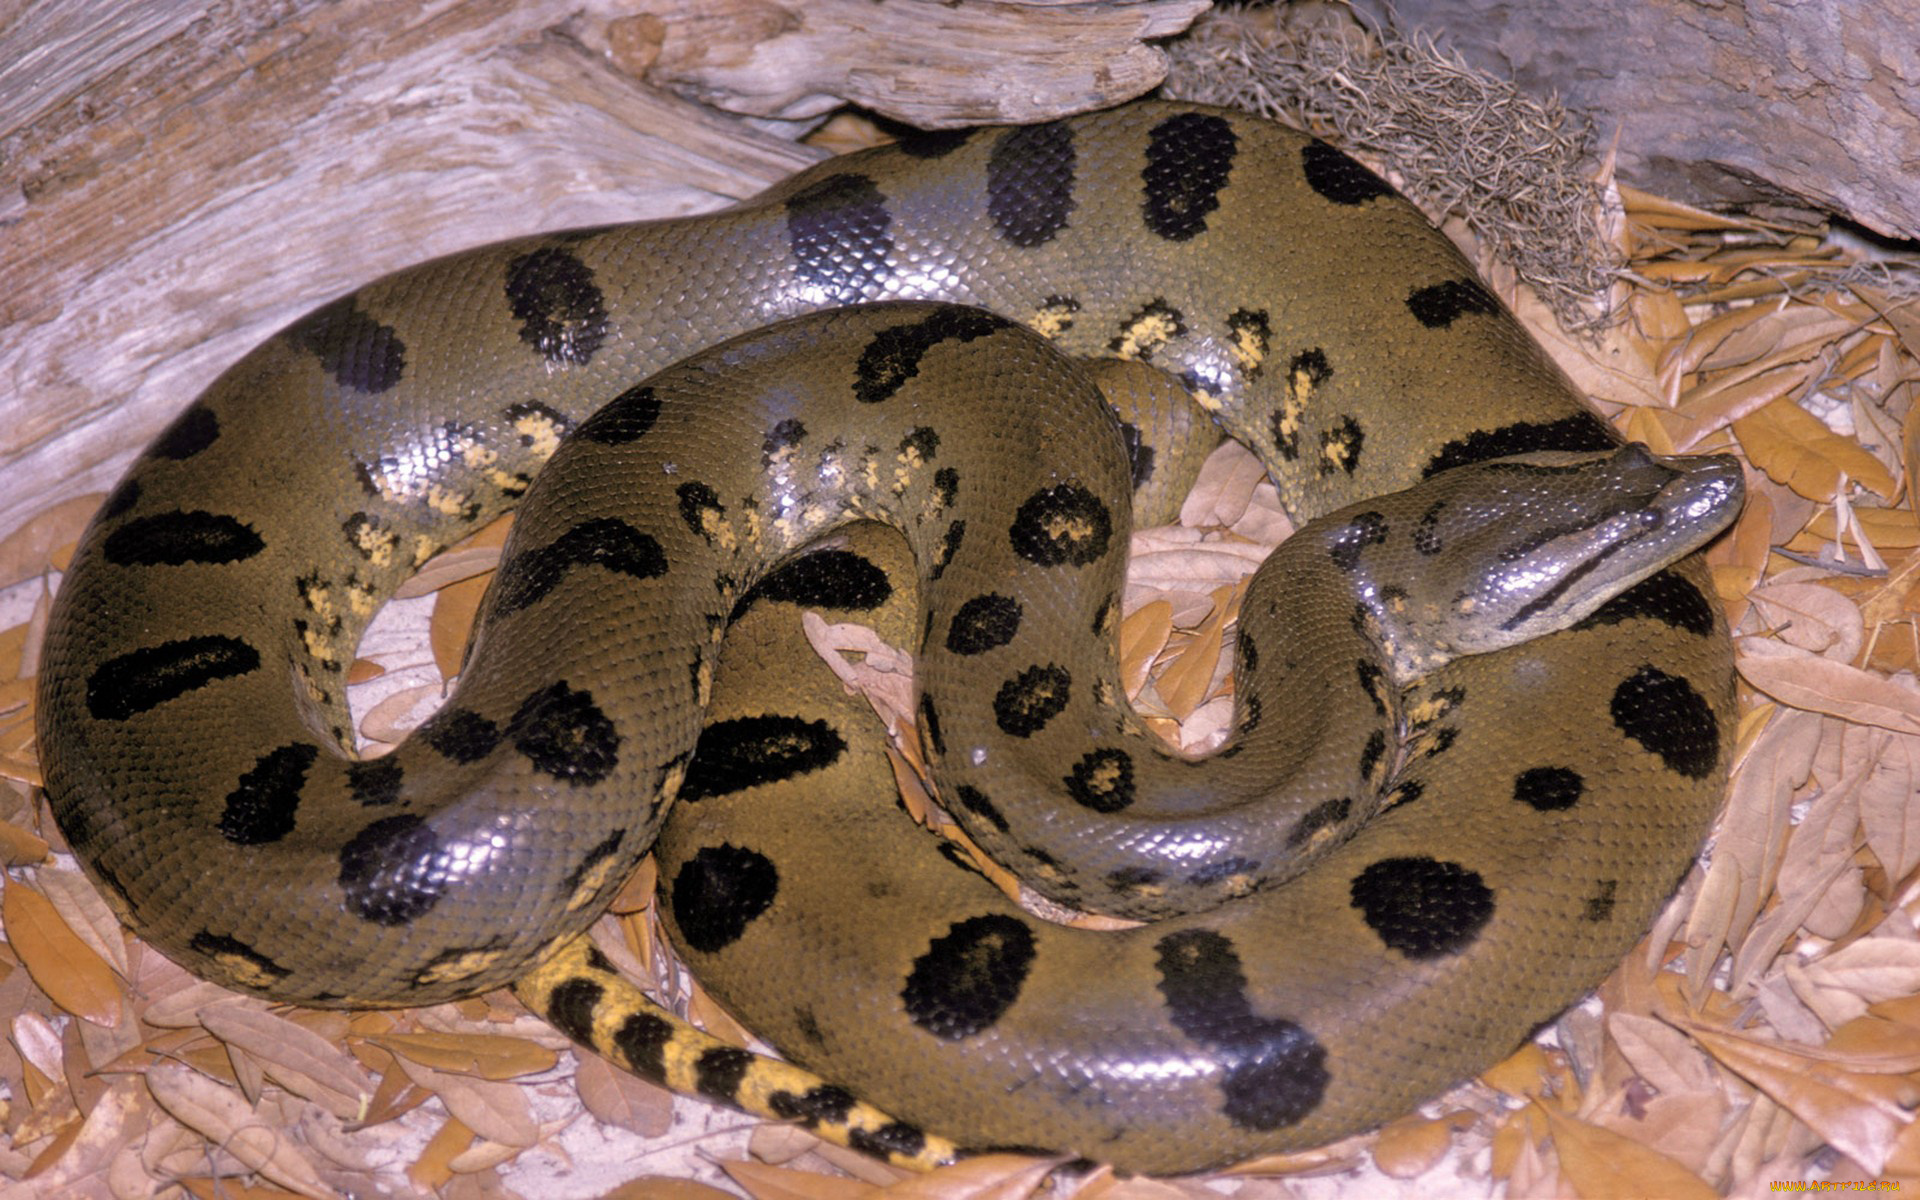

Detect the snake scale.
xmin=36 ymin=101 xmax=1744 ymax=1174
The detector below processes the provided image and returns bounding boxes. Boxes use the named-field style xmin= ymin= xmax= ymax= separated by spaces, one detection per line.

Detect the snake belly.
xmin=35 ymin=102 xmax=1741 ymax=1173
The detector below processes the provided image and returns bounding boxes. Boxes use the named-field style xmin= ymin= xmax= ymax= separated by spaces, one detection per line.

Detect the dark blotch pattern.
xmin=507 ymin=682 xmax=620 ymax=784
xmin=347 ymin=757 xmax=404 ymax=807
xmin=543 ymin=976 xmax=604 ymax=1044
xmin=1423 ymin=412 xmax=1617 ymax=477
xmin=764 ymin=417 xmax=807 ymax=457
xmin=418 ymin=707 xmax=501 ymax=763
xmin=1576 ymin=569 xmax=1716 ymax=637
xmin=188 ymin=931 xmax=290 ymax=982
xmin=338 ymin=814 xmax=448 ymax=925
xmin=493 ymin=517 xmax=667 ymax=616
xmin=786 ymin=172 xmax=893 ymax=304
xmin=896 ymin=128 xmax=972 ymax=158
xmin=849 ymin=1122 xmax=928 ymax=1162
xmin=993 ymin=664 xmax=1072 ymax=738
xmin=946 ymin=593 xmax=1022 ymax=655
xmin=1350 ymin=857 xmax=1494 ymax=959
xmin=680 ymin=715 xmax=846 ymax=801
xmin=1514 ymin=765 xmax=1584 ymax=812
xmin=854 ymin=306 xmax=1009 ymax=405
xmin=505 ymin=246 xmax=610 ymax=365
xmin=614 ymin=1011 xmax=673 ymax=1079
xmin=1413 ymin=500 xmax=1447 ymax=556
xmin=1117 ymin=422 xmax=1156 ymax=490
xmin=100 ymin=479 xmax=141 ymax=520
xmin=1356 ymin=660 xmax=1387 ymax=716
xmin=1227 ymin=309 xmax=1272 ymax=379
xmin=732 ymin=550 xmax=891 ymax=622
xmin=695 ymin=1046 xmax=756 ymax=1101
xmin=1154 ymin=929 xmax=1329 ymax=1130
xmin=1358 ymin=728 xmax=1387 ymax=782
xmin=86 ymin=635 xmax=260 ymax=721
xmin=1320 ymin=414 xmax=1364 ymax=475
xmin=287 ymin=295 xmax=408 ymax=393
xmin=1300 ymin=139 xmax=1394 ymax=205
xmin=988 ymin=121 xmax=1076 ymax=246
xmin=1585 ymin=879 xmax=1620 ymax=923
xmin=901 ymin=914 xmax=1036 ymax=1040
xmin=575 ymin=383 xmax=660 ymax=445
xmin=104 ymin=510 xmax=263 ymax=566
xmin=1610 ymin=665 xmax=1720 ymax=780
xmin=1188 ymin=856 xmax=1261 ymax=887
xmin=901 ymin=426 xmax=940 ymax=462
xmin=953 ymin=785 xmax=1010 ymax=833
xmin=769 ymin=1085 xmax=858 ymax=1127
xmin=1328 ymin=511 xmax=1389 ymax=572
xmin=930 ymin=519 xmax=966 ymax=582
xmin=1406 ymin=279 xmax=1500 ymax=329
xmin=1287 ymin=797 xmax=1351 ymax=848
xmin=1141 ymin=112 xmax=1238 ymax=241
xmin=1064 ymin=748 xmax=1134 ymax=813
xmin=1008 ymin=483 xmax=1112 ymax=567
xmin=151 ymin=403 xmax=221 ymax=459
xmin=1106 ymin=299 xmax=1185 ymax=362
xmin=671 ymin=843 xmax=780 ymax=954
xmin=919 ymin=693 xmax=946 ymax=757
xmin=219 ymin=742 xmax=319 ymax=845
xmin=677 ymin=481 xmax=727 ymax=543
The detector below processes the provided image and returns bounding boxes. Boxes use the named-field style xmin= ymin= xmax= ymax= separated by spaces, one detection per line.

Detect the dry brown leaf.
xmin=146 ymin=1062 xmax=338 ymax=1199
xmin=1747 ymin=579 xmax=1865 ymax=661
xmin=723 ymin=1157 xmax=880 ymax=1200
xmin=573 ymin=1049 xmax=674 ymax=1136
xmin=0 ymin=494 xmax=104 ymax=591
xmin=1537 ymin=1103 xmax=1717 ymax=1199
xmin=0 ymin=818 xmax=49 ymax=866
xmin=874 ymin=1154 xmax=1056 ymax=1199
xmin=3 ymin=876 xmax=121 ymax=1028
xmin=1737 ymin=639 xmax=1920 ymax=734
xmin=1369 ymin=1112 xmax=1458 ymax=1179
xmin=600 ymin=1180 xmax=743 ymax=1200
xmin=34 ymin=866 xmax=130 ymax=979
xmin=198 ymin=1005 xmax=374 ymax=1120
xmin=1118 ymin=599 xmax=1173 ymax=699
xmin=391 ymin=1054 xmax=538 ymax=1148
xmin=429 ymin=571 xmax=491 ymax=681
xmin=1733 ymin=396 xmax=1898 ymax=501
xmin=368 ymin=1029 xmax=556 ymax=1080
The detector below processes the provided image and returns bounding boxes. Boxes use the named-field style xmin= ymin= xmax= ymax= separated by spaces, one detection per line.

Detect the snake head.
xmin=1359 ymin=442 xmax=1744 ymax=683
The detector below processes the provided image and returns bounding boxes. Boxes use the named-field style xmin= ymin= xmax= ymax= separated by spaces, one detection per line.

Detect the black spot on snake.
xmin=1188 ymin=856 xmax=1262 ymax=887
xmin=849 ymin=1122 xmax=928 ymax=1162
xmin=502 ymin=400 xmax=571 ymax=444
xmin=763 ymin=417 xmax=807 ymax=457
xmin=902 ymin=914 xmax=1037 ymax=1040
xmin=507 ymin=682 xmax=620 ymax=784
xmin=988 ymin=120 xmax=1076 ymax=247
xmin=952 ymin=785 xmax=1009 ymax=834
xmin=993 ymin=664 xmax=1072 ymax=738
xmin=676 ymin=481 xmax=726 ymax=542
xmin=1328 ymin=511 xmax=1388 ymax=571
xmin=671 ymin=843 xmax=780 ymax=954
xmin=769 ymin=1084 xmax=858 ymax=1127
xmin=418 ymin=707 xmax=501 ymax=764
xmin=731 ymin=550 xmax=892 ymax=622
xmin=574 ymin=383 xmax=660 ymax=445
xmin=1108 ymin=866 xmax=1161 ymax=891
xmin=1585 ymin=879 xmax=1620 ymax=922
xmin=1063 ymin=748 xmax=1134 ymax=813
xmin=1610 ymin=665 xmax=1720 ymax=780
xmin=150 ymin=403 xmax=221 ymax=459
xmin=613 ymin=1010 xmax=673 ymax=1079
xmin=1406 ymin=279 xmax=1501 ymax=329
xmin=1238 ymin=634 xmax=1259 ymax=675
xmin=901 ymin=425 xmax=940 ymax=462
xmin=188 ymin=931 xmax=290 ymax=982
xmin=853 ymin=307 xmax=1010 ymax=405
xmin=1576 ymin=569 xmax=1716 ymax=637
xmin=918 ymin=693 xmax=946 ymax=757
xmin=785 ymin=172 xmax=894 ymax=303
xmin=218 ymin=742 xmax=319 ymax=845
xmin=560 ymin=834 xmax=626 ymax=910
xmin=346 ymin=758 xmax=403 ymax=807
xmin=338 ymin=814 xmax=448 ymax=926
xmin=542 ymin=976 xmax=604 ymax=1044
xmin=695 ymin=1046 xmax=756 ymax=1101
xmin=505 ymin=246 xmax=609 ymax=365
xmin=929 ymin=518 xmax=966 ymax=581
xmin=1154 ymin=928 xmax=1330 ymax=1131
xmin=1352 ymin=661 xmax=1385 ymax=713
xmin=681 ymin=715 xmax=846 ymax=801
xmin=1117 ymin=422 xmax=1156 ymax=490
xmin=1514 ymin=766 xmax=1584 ymax=812
xmin=1106 ymin=298 xmax=1185 ymax=361
xmin=1387 ymin=779 xmax=1426 ymax=809
xmin=1239 ymin=692 xmax=1263 ymax=735
xmin=946 ymin=593 xmax=1022 ymax=655
xmin=1300 ymin=139 xmax=1395 ymax=205
xmin=1288 ymin=797 xmax=1351 ymax=848
xmin=1413 ymin=500 xmax=1447 ymax=555
xmin=287 ymin=295 xmax=407 ymax=393
xmin=1350 ymin=857 xmax=1495 ymax=959
xmin=492 ymin=517 xmax=668 ymax=616
xmin=1008 ymin=483 xmax=1112 ymax=567
xmin=1142 ymin=111 xmax=1238 ymax=241
xmin=86 ymin=635 xmax=260 ymax=721
xmin=1358 ymin=728 xmax=1387 ymax=784
xmin=1422 ymin=412 xmax=1617 ymax=477
xmin=104 ymin=511 xmax=263 ymax=566
xmin=1227 ymin=308 xmax=1272 ymax=378
xmin=1320 ymin=415 xmax=1365 ymax=475
xmin=933 ymin=466 xmax=959 ymax=507
xmin=100 ymin=478 xmax=140 ymax=520
xmin=896 ymin=127 xmax=972 ymax=158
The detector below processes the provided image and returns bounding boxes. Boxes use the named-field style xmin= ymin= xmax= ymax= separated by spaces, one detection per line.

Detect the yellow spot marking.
xmin=744 ymin=508 xmax=765 ymax=547
xmin=300 ymin=624 xmax=340 ymax=668
xmin=212 ymin=952 xmax=283 ymax=992
xmin=1112 ymin=311 xmax=1179 ymax=361
xmin=1408 ymin=694 xmax=1455 ymax=726
xmin=417 ymin=948 xmax=508 ymax=985
xmin=1043 ymin=512 xmax=1099 ymax=544
xmin=427 ymin=484 xmax=473 ymax=518
xmin=411 ymin=534 xmax=437 ymax=567
xmin=658 ymin=759 xmax=689 ymax=805
xmin=351 ymin=522 xmax=400 ymax=568
xmin=460 ymin=440 xmax=500 ymax=470
xmin=565 ymin=856 xmax=625 ymax=913
xmin=1028 ymin=300 xmax=1078 ymax=339
xmin=694 ymin=657 xmax=714 ymax=706
xmin=302 ymin=580 xmax=335 ymax=623
xmin=1322 ymin=433 xmax=1358 ymax=474
xmin=514 ymin=409 xmax=567 ymax=461
xmin=699 ymin=507 xmax=737 ymax=552
xmin=1190 ymin=387 xmax=1223 ymax=414
xmin=348 ymin=582 xmax=379 ymax=617
xmin=1082 ymin=759 xmax=1126 ymax=799
xmin=1231 ymin=323 xmax=1267 ymax=373
xmin=1215 ymin=871 xmax=1258 ymax=898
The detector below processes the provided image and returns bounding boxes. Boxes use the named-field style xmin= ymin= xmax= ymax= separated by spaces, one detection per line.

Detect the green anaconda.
xmin=35 ymin=101 xmax=1742 ymax=1175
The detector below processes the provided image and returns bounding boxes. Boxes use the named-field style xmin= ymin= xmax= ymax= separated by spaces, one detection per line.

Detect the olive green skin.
xmin=36 ymin=102 xmax=1739 ymax=1174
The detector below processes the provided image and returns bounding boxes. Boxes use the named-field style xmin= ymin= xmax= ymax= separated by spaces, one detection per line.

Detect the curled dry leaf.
xmin=145 ymin=1061 xmax=339 ymax=1199
xmin=390 ymin=1054 xmax=539 ymax=1149
xmin=198 ymin=1005 xmax=374 ymax=1121
xmin=2 ymin=877 xmax=121 ymax=1028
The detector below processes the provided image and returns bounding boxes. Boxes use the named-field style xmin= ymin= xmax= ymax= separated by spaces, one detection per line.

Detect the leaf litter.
xmin=6 ymin=24 xmax=1920 ymax=1200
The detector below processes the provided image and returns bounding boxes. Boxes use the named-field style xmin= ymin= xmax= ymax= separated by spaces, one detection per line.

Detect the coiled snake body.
xmin=37 ymin=102 xmax=1742 ymax=1174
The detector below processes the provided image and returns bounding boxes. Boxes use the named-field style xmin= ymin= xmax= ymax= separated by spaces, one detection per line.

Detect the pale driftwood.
xmin=0 ymin=0 xmax=1203 ymax=562
xmin=1352 ymin=0 xmax=1920 ymax=243
xmin=598 ymin=0 xmax=1210 ymax=126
